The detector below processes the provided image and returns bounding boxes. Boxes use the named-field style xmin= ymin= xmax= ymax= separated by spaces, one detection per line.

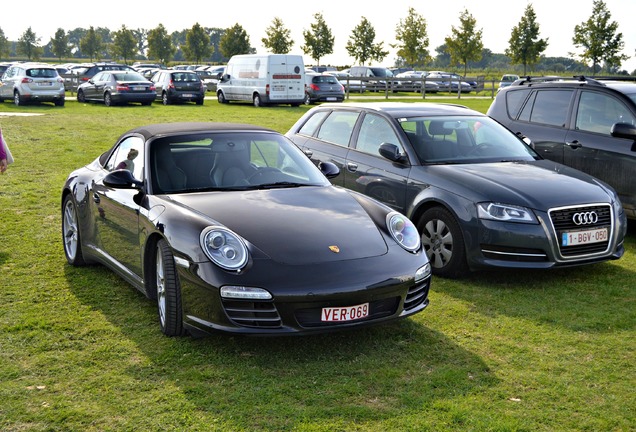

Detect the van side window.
xmin=317 ymin=111 xmax=359 ymax=147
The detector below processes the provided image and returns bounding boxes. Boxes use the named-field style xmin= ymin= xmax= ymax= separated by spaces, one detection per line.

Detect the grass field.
xmin=0 ymin=95 xmax=634 ymax=431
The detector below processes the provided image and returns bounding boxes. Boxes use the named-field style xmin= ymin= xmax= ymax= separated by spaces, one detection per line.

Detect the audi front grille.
xmin=549 ymin=204 xmax=612 ymax=257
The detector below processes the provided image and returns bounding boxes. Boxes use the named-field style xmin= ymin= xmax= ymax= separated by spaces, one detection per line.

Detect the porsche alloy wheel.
xmin=418 ymin=207 xmax=468 ymax=278
xmin=62 ymin=195 xmax=86 ymax=266
xmin=155 ymin=239 xmax=185 ymax=336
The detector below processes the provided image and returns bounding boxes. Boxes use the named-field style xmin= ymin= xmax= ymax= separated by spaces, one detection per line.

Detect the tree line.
xmin=0 ymin=1 xmax=631 ymax=75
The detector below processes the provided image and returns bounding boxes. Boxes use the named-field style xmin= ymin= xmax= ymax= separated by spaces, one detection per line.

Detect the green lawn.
xmin=0 ymin=95 xmax=634 ymax=431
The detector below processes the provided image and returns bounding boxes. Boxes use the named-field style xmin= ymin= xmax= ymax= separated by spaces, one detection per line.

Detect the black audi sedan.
xmin=286 ymin=103 xmax=627 ymax=278
xmin=61 ymin=122 xmax=431 ymax=336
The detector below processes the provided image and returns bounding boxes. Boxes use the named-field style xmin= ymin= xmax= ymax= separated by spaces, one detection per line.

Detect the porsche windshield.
xmin=150 ymin=132 xmax=330 ymax=194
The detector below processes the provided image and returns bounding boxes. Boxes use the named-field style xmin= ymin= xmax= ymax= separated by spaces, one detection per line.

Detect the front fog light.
xmin=415 ymin=263 xmax=431 ymax=282
xmin=220 ymin=286 xmax=272 ymax=300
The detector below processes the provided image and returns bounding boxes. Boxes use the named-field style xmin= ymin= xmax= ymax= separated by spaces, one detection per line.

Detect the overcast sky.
xmin=2 ymin=0 xmax=634 ymax=71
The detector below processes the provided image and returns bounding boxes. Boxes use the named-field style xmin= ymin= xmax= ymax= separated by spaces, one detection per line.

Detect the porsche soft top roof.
xmin=122 ymin=122 xmax=278 ymax=141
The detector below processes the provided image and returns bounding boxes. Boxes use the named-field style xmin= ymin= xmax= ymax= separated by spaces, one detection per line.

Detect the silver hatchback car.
xmin=0 ymin=63 xmax=65 ymax=106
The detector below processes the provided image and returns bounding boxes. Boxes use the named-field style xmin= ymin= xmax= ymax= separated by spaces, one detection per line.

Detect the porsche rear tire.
xmin=154 ymin=239 xmax=185 ymax=336
xmin=62 ymin=195 xmax=87 ymax=266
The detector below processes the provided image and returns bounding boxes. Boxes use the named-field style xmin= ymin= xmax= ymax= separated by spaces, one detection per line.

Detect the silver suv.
xmin=0 ymin=63 xmax=65 ymax=106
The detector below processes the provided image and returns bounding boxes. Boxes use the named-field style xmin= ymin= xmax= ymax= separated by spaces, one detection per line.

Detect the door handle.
xmin=566 ymin=140 xmax=582 ymax=149
xmin=346 ymin=162 xmax=358 ymax=172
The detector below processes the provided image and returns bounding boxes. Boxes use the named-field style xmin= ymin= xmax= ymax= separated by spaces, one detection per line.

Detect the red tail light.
xmin=21 ymin=78 xmax=33 ymax=84
xmin=266 ymin=84 xmax=270 ymax=96
xmin=168 ymin=79 xmax=175 ymax=89
xmin=116 ymin=84 xmax=129 ymax=91
xmin=310 ymin=83 xmax=320 ymax=91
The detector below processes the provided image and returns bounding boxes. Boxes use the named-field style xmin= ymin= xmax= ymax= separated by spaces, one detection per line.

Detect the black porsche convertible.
xmin=61 ymin=122 xmax=431 ymax=336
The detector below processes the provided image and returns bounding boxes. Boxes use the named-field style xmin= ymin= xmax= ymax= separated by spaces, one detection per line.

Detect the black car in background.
xmin=304 ymin=72 xmax=345 ymax=104
xmin=286 ymin=102 xmax=627 ymax=277
xmin=488 ymin=76 xmax=636 ymax=220
xmin=61 ymin=122 xmax=431 ymax=336
xmin=150 ymin=70 xmax=206 ymax=105
xmin=75 ymin=62 xmax=136 ymax=83
xmin=77 ymin=70 xmax=156 ymax=106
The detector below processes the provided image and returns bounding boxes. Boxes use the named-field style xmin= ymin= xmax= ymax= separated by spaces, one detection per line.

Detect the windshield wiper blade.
xmin=254 ymin=182 xmax=312 ymax=189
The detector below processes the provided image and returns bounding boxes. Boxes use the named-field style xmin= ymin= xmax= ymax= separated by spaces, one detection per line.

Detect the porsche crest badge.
xmin=329 ymin=245 xmax=340 ymax=253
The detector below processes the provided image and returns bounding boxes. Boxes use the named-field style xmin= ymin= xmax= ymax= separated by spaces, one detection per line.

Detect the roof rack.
xmin=512 ymin=75 xmax=606 ymax=87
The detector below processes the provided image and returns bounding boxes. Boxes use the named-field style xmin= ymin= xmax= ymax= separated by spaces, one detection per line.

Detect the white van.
xmin=216 ymin=54 xmax=305 ymax=107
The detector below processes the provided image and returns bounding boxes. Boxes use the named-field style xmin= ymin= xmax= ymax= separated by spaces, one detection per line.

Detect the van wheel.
xmin=253 ymin=94 xmax=263 ymax=107
xmin=217 ymin=91 xmax=228 ymax=104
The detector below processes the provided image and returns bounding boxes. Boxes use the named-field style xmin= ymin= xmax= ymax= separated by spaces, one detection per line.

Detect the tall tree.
xmin=80 ymin=27 xmax=104 ymax=61
xmin=444 ymin=9 xmax=483 ymax=77
xmin=301 ymin=13 xmax=334 ymax=65
xmin=262 ymin=17 xmax=294 ymax=54
xmin=131 ymin=28 xmax=148 ymax=59
xmin=219 ymin=23 xmax=253 ymax=59
xmin=572 ymin=0 xmax=628 ymax=74
xmin=345 ymin=17 xmax=388 ymax=65
xmin=183 ymin=23 xmax=213 ymax=63
xmin=17 ymin=27 xmax=42 ymax=60
xmin=0 ymin=28 xmax=10 ymax=59
xmin=392 ymin=7 xmax=430 ymax=67
xmin=50 ymin=28 xmax=71 ymax=61
xmin=506 ymin=4 xmax=548 ymax=75
xmin=147 ymin=24 xmax=175 ymax=65
xmin=111 ymin=25 xmax=137 ymax=64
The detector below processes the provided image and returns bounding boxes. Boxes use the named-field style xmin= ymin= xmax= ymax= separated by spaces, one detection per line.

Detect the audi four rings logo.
xmin=572 ymin=211 xmax=599 ymax=225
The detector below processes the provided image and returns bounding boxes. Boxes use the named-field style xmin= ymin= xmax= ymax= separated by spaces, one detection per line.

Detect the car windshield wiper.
xmin=254 ymin=181 xmax=314 ymax=189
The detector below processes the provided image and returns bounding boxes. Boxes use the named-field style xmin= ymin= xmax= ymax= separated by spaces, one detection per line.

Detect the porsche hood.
xmin=170 ymin=186 xmax=390 ymax=265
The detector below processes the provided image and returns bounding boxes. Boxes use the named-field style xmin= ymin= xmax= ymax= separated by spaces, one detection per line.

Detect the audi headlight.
xmin=386 ymin=212 xmax=420 ymax=252
xmin=477 ymin=202 xmax=538 ymax=223
xmin=200 ymin=226 xmax=248 ymax=271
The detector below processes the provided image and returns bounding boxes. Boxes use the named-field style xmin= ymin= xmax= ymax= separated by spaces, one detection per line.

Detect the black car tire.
xmin=195 ymin=98 xmax=204 ymax=105
xmin=217 ymin=91 xmax=228 ymax=104
xmin=77 ymin=90 xmax=86 ymax=103
xmin=62 ymin=195 xmax=87 ymax=266
xmin=418 ymin=207 xmax=468 ymax=278
xmin=55 ymin=98 xmax=65 ymax=107
xmin=104 ymin=92 xmax=112 ymax=107
xmin=153 ymin=239 xmax=185 ymax=337
xmin=304 ymin=93 xmax=311 ymax=105
xmin=162 ymin=91 xmax=170 ymax=105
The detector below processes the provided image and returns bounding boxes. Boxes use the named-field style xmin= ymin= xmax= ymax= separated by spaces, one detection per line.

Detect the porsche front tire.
xmin=154 ymin=239 xmax=185 ymax=336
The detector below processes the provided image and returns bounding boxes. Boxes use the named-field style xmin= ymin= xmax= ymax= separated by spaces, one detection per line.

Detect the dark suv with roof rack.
xmin=488 ymin=76 xmax=636 ymax=220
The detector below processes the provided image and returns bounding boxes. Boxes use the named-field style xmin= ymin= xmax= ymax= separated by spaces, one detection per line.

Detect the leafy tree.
xmin=506 ymin=4 xmax=548 ymax=75
xmin=301 ymin=13 xmax=334 ymax=65
xmin=80 ymin=27 xmax=104 ymax=61
xmin=183 ymin=23 xmax=212 ymax=63
xmin=219 ymin=23 xmax=253 ymax=58
xmin=66 ymin=28 xmax=87 ymax=57
xmin=262 ymin=17 xmax=294 ymax=54
xmin=444 ymin=9 xmax=483 ymax=77
xmin=392 ymin=7 xmax=430 ymax=67
xmin=50 ymin=28 xmax=71 ymax=61
xmin=346 ymin=17 xmax=388 ymax=65
xmin=147 ymin=24 xmax=176 ymax=65
xmin=0 ymin=28 xmax=10 ymax=59
xmin=572 ymin=0 xmax=628 ymax=74
xmin=17 ymin=27 xmax=42 ymax=60
xmin=111 ymin=25 xmax=137 ymax=64
xmin=131 ymin=28 xmax=147 ymax=60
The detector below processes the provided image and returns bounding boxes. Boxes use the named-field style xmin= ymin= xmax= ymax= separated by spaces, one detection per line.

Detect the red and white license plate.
xmin=562 ymin=227 xmax=608 ymax=246
xmin=321 ymin=303 xmax=369 ymax=322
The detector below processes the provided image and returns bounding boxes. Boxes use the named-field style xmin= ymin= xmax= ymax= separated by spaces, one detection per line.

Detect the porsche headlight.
xmin=386 ymin=212 xmax=420 ymax=252
xmin=477 ymin=202 xmax=537 ymax=223
xmin=200 ymin=227 xmax=248 ymax=271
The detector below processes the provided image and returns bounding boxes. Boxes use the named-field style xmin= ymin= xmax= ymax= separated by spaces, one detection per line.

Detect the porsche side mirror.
xmin=103 ymin=169 xmax=143 ymax=190
xmin=319 ymin=161 xmax=340 ymax=179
